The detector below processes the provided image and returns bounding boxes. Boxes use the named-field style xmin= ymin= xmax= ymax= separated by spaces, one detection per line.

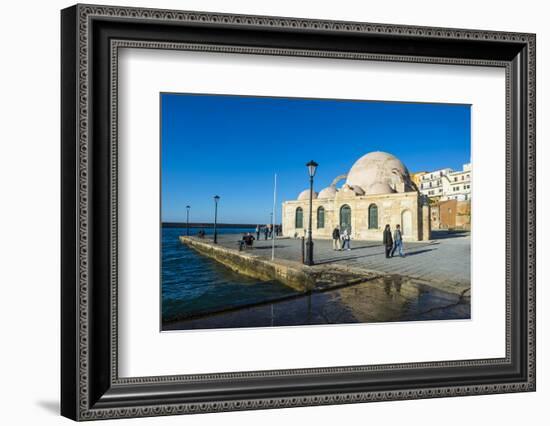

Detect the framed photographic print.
xmin=61 ymin=4 xmax=536 ymax=421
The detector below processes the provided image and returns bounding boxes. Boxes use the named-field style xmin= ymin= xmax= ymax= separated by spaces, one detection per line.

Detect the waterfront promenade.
xmin=215 ymin=230 xmax=471 ymax=294
xmin=169 ymin=231 xmax=471 ymax=330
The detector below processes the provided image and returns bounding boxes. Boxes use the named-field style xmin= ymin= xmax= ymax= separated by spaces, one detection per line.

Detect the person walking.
xmin=391 ymin=224 xmax=405 ymax=257
xmin=383 ymin=224 xmax=393 ymax=258
xmin=256 ymin=225 xmax=260 ymax=240
xmin=341 ymin=229 xmax=351 ymax=251
xmin=332 ymin=226 xmax=341 ymax=251
xmin=264 ymin=225 xmax=269 ymax=241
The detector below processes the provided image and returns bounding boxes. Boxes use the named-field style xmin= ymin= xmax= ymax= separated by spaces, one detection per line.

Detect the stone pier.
xmin=179 ymin=236 xmax=380 ymax=292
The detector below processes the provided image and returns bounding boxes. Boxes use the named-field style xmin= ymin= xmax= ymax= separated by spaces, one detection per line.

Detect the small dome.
xmin=318 ymin=186 xmax=337 ymax=199
xmin=367 ymin=182 xmax=396 ymax=195
xmin=297 ymin=189 xmax=318 ymax=200
xmin=346 ymin=151 xmax=411 ymax=195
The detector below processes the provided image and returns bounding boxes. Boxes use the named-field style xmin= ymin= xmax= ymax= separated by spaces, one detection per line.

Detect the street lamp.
xmin=305 ymin=160 xmax=318 ymax=266
xmin=213 ymin=195 xmax=220 ymax=244
xmin=185 ymin=205 xmax=190 ymax=236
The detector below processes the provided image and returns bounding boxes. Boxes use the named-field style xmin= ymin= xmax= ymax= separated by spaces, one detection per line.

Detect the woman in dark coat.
xmin=383 ymin=224 xmax=393 ymax=258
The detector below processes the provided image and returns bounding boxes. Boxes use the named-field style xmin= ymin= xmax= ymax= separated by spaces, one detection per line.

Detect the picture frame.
xmin=61 ymin=3 xmax=536 ymax=421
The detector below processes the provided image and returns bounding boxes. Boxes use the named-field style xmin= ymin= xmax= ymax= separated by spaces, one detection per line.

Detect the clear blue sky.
xmin=161 ymin=93 xmax=470 ymax=224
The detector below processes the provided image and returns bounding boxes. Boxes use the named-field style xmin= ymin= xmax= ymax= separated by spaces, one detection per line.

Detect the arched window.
xmin=340 ymin=204 xmax=351 ymax=234
xmin=317 ymin=206 xmax=325 ymax=228
xmin=295 ymin=207 xmax=303 ymax=229
xmin=368 ymin=204 xmax=378 ymax=229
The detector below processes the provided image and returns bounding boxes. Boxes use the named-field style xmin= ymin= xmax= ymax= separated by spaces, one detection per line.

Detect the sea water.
xmin=161 ymin=226 xmax=298 ymax=323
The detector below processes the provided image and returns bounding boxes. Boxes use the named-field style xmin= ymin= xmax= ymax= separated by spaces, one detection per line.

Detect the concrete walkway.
xmin=215 ymin=230 xmax=471 ymax=293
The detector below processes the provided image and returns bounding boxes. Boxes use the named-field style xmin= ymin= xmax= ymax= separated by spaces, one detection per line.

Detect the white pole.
xmin=272 ymin=173 xmax=277 ymax=260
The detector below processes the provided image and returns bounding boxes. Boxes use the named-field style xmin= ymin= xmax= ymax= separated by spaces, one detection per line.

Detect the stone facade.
xmin=282 ymin=191 xmax=428 ymax=241
xmin=282 ymin=152 xmax=431 ymax=242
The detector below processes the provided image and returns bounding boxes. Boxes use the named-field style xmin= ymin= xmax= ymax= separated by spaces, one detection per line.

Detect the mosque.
xmin=281 ymin=151 xmax=431 ymax=242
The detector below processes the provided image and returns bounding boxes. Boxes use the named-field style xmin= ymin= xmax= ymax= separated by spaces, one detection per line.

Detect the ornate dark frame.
xmin=61 ymin=3 xmax=536 ymax=421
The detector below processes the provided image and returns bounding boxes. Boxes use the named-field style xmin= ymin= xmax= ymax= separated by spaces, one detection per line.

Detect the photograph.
xmin=56 ymin=3 xmax=536 ymax=421
xmin=161 ymin=93 xmax=472 ymax=331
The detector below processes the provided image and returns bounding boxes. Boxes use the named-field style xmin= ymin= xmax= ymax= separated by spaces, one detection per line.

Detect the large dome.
xmin=346 ymin=151 xmax=410 ymax=195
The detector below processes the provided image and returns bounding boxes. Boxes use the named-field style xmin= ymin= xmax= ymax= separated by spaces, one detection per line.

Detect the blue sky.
xmin=161 ymin=93 xmax=470 ymax=224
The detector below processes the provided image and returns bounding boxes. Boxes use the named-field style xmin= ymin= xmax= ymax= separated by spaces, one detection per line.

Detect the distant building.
xmin=441 ymin=163 xmax=471 ymax=201
xmin=410 ymin=171 xmax=428 ymax=189
xmin=417 ymin=163 xmax=471 ymax=201
xmin=282 ymin=151 xmax=431 ymax=242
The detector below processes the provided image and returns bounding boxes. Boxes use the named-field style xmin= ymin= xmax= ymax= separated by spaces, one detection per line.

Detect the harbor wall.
xmin=179 ymin=236 xmax=315 ymax=292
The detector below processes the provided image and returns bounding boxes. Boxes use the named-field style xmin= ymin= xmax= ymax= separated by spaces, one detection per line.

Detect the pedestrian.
xmin=391 ymin=224 xmax=405 ymax=257
xmin=264 ymin=225 xmax=269 ymax=240
xmin=268 ymin=224 xmax=273 ymax=239
xmin=332 ymin=226 xmax=341 ymax=251
xmin=256 ymin=225 xmax=260 ymax=240
xmin=341 ymin=229 xmax=351 ymax=250
xmin=383 ymin=224 xmax=393 ymax=258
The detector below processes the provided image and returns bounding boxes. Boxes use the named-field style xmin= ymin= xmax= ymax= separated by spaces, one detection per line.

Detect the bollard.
xmin=301 ymin=237 xmax=305 ymax=264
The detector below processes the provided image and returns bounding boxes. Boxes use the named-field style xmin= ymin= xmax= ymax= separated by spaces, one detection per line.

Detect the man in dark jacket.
xmin=383 ymin=224 xmax=393 ymax=258
xmin=332 ymin=226 xmax=341 ymax=250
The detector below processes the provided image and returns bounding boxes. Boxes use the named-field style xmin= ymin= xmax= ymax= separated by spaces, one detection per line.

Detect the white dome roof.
xmin=297 ymin=189 xmax=318 ymax=200
xmin=367 ymin=182 xmax=395 ymax=195
xmin=318 ymin=186 xmax=337 ymax=199
xmin=346 ymin=151 xmax=410 ymax=195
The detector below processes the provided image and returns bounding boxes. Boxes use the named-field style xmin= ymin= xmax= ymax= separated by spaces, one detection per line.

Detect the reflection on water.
xmin=163 ymin=274 xmax=470 ymax=331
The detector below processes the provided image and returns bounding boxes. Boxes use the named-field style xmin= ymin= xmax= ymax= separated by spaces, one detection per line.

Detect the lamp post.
xmin=185 ymin=205 xmax=190 ymax=236
xmin=213 ymin=195 xmax=220 ymax=244
xmin=305 ymin=160 xmax=318 ymax=266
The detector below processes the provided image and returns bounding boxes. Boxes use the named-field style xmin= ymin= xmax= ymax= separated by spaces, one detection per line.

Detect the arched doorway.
xmin=340 ymin=205 xmax=351 ymax=234
xmin=401 ymin=209 xmax=412 ymax=238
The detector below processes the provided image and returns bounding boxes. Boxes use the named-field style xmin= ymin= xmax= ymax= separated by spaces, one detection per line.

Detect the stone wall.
xmin=282 ymin=191 xmax=422 ymax=241
xmin=179 ymin=236 xmax=315 ymax=292
xmin=433 ymin=199 xmax=471 ymax=230
xmin=456 ymin=200 xmax=471 ymax=230
xmin=439 ymin=199 xmax=457 ymax=229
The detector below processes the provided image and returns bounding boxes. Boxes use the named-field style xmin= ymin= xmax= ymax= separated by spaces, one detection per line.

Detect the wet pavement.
xmin=163 ymin=274 xmax=470 ymax=331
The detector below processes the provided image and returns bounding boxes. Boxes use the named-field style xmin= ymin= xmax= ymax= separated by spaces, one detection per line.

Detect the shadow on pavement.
xmin=402 ymin=248 xmax=435 ymax=256
xmin=252 ymin=245 xmax=288 ymax=250
xmin=431 ymin=230 xmax=470 ymax=240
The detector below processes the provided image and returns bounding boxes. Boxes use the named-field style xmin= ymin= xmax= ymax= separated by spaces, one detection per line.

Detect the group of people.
xmin=383 ymin=224 xmax=405 ymax=258
xmin=238 ymin=232 xmax=255 ymax=250
xmin=330 ymin=224 xmax=405 ymax=258
xmin=255 ymin=224 xmax=281 ymax=241
xmin=331 ymin=226 xmax=352 ymax=251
